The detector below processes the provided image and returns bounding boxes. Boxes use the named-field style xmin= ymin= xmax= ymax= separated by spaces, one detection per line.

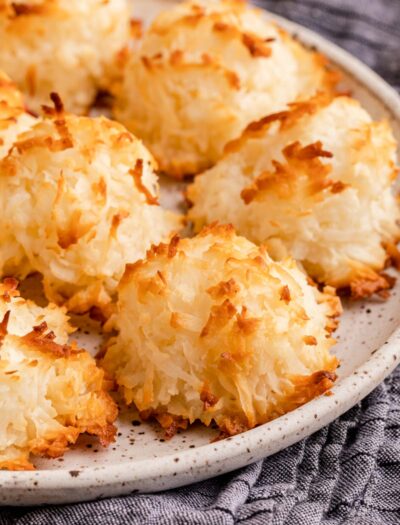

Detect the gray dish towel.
xmin=1 ymin=1 xmax=400 ymax=523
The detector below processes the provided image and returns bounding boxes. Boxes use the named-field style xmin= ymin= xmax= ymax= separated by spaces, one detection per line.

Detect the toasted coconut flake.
xmin=102 ymin=226 xmax=340 ymax=436
xmin=130 ymin=18 xmax=143 ymax=40
xmin=384 ymin=242 xmax=400 ymax=270
xmin=207 ymin=278 xmax=240 ymax=299
xmin=0 ymin=106 xmax=183 ymax=314
xmin=114 ymin=0 xmax=339 ymax=178
xmin=0 ymin=70 xmax=37 ymax=159
xmin=130 ymin=159 xmax=159 ymax=206
xmin=200 ymin=383 xmax=219 ymax=410
xmin=188 ymin=95 xmax=400 ymax=295
xmin=349 ymin=272 xmax=396 ymax=300
xmin=303 ymin=335 xmax=318 ymax=346
xmin=280 ymin=285 xmax=291 ymax=304
xmin=241 ymin=32 xmax=272 ymax=58
xmin=148 ymin=413 xmax=189 ymax=440
xmin=0 ymin=279 xmax=117 ymax=470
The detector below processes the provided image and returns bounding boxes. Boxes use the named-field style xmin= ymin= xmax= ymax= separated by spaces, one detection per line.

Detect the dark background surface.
xmin=1 ymin=1 xmax=400 ymax=523
xmin=256 ymin=0 xmax=400 ymax=91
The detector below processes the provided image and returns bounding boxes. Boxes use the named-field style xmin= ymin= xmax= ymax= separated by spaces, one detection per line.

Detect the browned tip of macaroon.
xmin=347 ymin=272 xmax=396 ymax=300
xmin=139 ymin=410 xmax=188 ymax=439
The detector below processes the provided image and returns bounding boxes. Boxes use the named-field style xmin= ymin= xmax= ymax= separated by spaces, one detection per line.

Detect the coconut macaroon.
xmin=114 ymin=0 xmax=338 ymax=178
xmin=0 ymin=70 xmax=36 ymax=158
xmin=0 ymin=0 xmax=131 ymax=114
xmin=188 ymin=95 xmax=400 ymax=298
xmin=102 ymin=225 xmax=341 ymax=437
xmin=0 ymin=278 xmax=117 ymax=471
xmin=0 ymin=95 xmax=182 ymax=315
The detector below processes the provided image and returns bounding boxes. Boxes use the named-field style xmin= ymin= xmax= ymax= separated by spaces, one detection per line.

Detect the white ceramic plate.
xmin=1 ymin=0 xmax=400 ymax=506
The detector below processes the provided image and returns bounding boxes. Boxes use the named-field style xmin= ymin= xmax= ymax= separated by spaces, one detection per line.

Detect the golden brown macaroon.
xmin=0 ymin=0 xmax=131 ymax=114
xmin=102 ymin=225 xmax=341 ymax=438
xmin=0 ymin=278 xmax=117 ymax=471
xmin=187 ymin=94 xmax=400 ymax=298
xmin=0 ymin=95 xmax=182 ymax=315
xmin=114 ymin=0 xmax=338 ymax=178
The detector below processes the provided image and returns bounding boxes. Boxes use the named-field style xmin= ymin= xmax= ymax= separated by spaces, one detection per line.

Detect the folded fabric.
xmin=1 ymin=1 xmax=400 ymax=523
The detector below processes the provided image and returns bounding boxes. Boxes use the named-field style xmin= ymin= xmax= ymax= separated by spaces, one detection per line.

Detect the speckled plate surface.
xmin=2 ymin=0 xmax=400 ymax=506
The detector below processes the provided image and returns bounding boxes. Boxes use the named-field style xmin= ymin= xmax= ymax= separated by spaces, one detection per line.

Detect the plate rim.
xmin=2 ymin=9 xmax=400 ymax=506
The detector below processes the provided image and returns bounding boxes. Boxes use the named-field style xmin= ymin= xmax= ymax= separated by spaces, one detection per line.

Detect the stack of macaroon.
xmin=0 ymin=0 xmax=398 ymax=470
